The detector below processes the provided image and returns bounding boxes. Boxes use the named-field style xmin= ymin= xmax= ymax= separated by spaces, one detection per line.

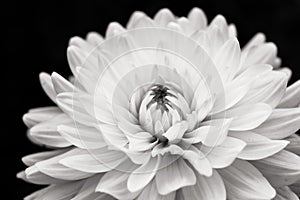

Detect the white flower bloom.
xmin=18 ymin=8 xmax=300 ymax=200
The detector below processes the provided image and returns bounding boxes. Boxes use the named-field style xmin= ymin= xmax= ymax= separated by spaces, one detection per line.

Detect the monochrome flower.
xmin=18 ymin=8 xmax=300 ymax=200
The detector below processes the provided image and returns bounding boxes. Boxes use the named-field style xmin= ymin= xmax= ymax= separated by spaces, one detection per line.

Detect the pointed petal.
xmin=274 ymin=186 xmax=299 ymax=200
xmin=23 ymin=107 xmax=61 ymax=128
xmin=219 ymin=159 xmax=276 ymax=199
xmin=26 ymin=181 xmax=84 ymax=200
xmin=156 ymin=157 xmax=196 ymax=195
xmin=28 ymin=113 xmax=72 ymax=148
xmin=51 ymin=72 xmax=74 ymax=94
xmin=71 ymin=174 xmax=105 ymax=200
xmin=21 ymin=165 xmax=66 ymax=185
xmin=60 ymin=147 xmax=127 ymax=173
xmin=35 ymin=148 xmax=93 ymax=180
xmin=58 ymin=124 xmax=106 ymax=149
xmin=252 ymin=150 xmax=300 ymax=186
xmin=188 ymin=7 xmax=207 ymax=30
xmin=201 ymin=136 xmax=246 ymax=168
xmin=22 ymin=149 xmax=67 ymax=166
xmin=181 ymin=169 xmax=226 ymax=200
xmin=214 ymin=38 xmax=241 ymax=82
xmin=286 ymin=134 xmax=300 ymax=155
xmin=229 ymin=131 xmax=289 ymax=160
xmin=237 ymin=71 xmax=287 ymax=108
xmin=127 ymin=156 xmax=161 ymax=192
xmin=137 ymin=180 xmax=175 ymax=200
xmin=218 ymin=103 xmax=272 ymax=131
xmin=254 ymin=108 xmax=300 ymax=139
xmin=243 ymin=32 xmax=266 ymax=51
xmin=279 ymin=80 xmax=300 ymax=108
xmin=86 ymin=31 xmax=103 ymax=46
xmin=163 ymin=122 xmax=188 ymax=142
xmin=39 ymin=72 xmax=56 ymax=102
xmin=241 ymin=42 xmax=277 ymax=69
xmin=154 ymin=8 xmax=175 ymax=27
xmin=96 ymin=160 xmax=140 ymax=199
xmin=182 ymin=146 xmax=212 ymax=176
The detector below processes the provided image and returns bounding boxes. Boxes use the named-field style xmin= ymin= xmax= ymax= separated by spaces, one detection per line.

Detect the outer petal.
xmin=274 ymin=186 xmax=299 ymax=200
xmin=39 ymin=72 xmax=57 ymax=103
xmin=22 ymin=107 xmax=61 ymax=128
xmin=155 ymin=156 xmax=196 ymax=195
xmin=219 ymin=159 xmax=276 ymax=200
xmin=71 ymin=174 xmax=106 ymax=200
xmin=137 ymin=180 xmax=175 ymax=200
xmin=201 ymin=136 xmax=246 ymax=168
xmin=279 ymin=80 xmax=300 ymax=108
xmin=24 ymin=180 xmax=84 ymax=200
xmin=58 ymin=124 xmax=107 ymax=149
xmin=28 ymin=113 xmax=72 ymax=148
xmin=254 ymin=108 xmax=300 ymax=139
xmin=127 ymin=156 xmax=161 ymax=192
xmin=214 ymin=103 xmax=272 ymax=131
xmin=252 ymin=150 xmax=300 ymax=186
xmin=35 ymin=148 xmax=93 ymax=180
xmin=59 ymin=147 xmax=127 ymax=173
xmin=180 ymin=169 xmax=226 ymax=200
xmin=229 ymin=131 xmax=289 ymax=160
xmin=96 ymin=160 xmax=140 ymax=200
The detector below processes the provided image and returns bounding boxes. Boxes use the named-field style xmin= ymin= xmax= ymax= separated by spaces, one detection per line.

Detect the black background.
xmin=3 ymin=0 xmax=300 ymax=199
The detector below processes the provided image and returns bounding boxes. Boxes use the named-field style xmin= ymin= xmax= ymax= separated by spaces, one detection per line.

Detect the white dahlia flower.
xmin=18 ymin=8 xmax=300 ymax=200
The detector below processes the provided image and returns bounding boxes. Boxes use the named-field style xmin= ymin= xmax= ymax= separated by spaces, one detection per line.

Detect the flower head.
xmin=19 ymin=8 xmax=300 ymax=199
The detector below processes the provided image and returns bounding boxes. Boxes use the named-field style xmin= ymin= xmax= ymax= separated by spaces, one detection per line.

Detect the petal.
xmin=137 ymin=180 xmax=176 ymax=200
xmin=181 ymin=169 xmax=226 ymax=200
xmin=219 ymin=159 xmax=276 ymax=200
xmin=58 ymin=124 xmax=107 ymax=149
xmin=39 ymin=72 xmax=56 ymax=103
xmin=197 ymin=118 xmax=232 ymax=146
xmin=22 ymin=149 xmax=67 ymax=166
xmin=254 ymin=108 xmax=300 ymax=139
xmin=99 ymin=123 xmax=128 ymax=147
xmin=156 ymin=156 xmax=196 ymax=195
xmin=229 ymin=131 xmax=289 ymax=160
xmin=279 ymin=80 xmax=300 ymax=108
xmin=25 ymin=181 xmax=84 ymax=200
xmin=201 ymin=136 xmax=246 ymax=168
xmin=86 ymin=31 xmax=103 ymax=46
xmin=56 ymin=92 xmax=97 ymax=127
xmin=28 ymin=113 xmax=72 ymax=148
xmin=274 ymin=186 xmax=299 ymax=200
xmin=163 ymin=122 xmax=188 ymax=142
xmin=71 ymin=174 xmax=106 ymax=200
xmin=214 ymin=38 xmax=241 ymax=83
xmin=182 ymin=146 xmax=212 ymax=176
xmin=243 ymin=32 xmax=266 ymax=51
xmin=240 ymin=42 xmax=277 ymax=69
xmin=35 ymin=148 xmax=93 ymax=180
xmin=105 ymin=22 xmax=125 ymax=38
xmin=236 ymin=71 xmax=287 ymax=108
xmin=127 ymin=156 xmax=161 ymax=192
xmin=188 ymin=7 xmax=207 ymax=30
xmin=20 ymin=166 xmax=65 ymax=185
xmin=286 ymin=134 xmax=300 ymax=155
xmin=22 ymin=107 xmax=61 ymax=128
xmin=216 ymin=103 xmax=272 ymax=131
xmin=252 ymin=150 xmax=300 ymax=186
xmin=59 ymin=147 xmax=127 ymax=173
xmin=154 ymin=8 xmax=175 ymax=27
xmin=96 ymin=160 xmax=140 ymax=200
xmin=51 ymin=72 xmax=74 ymax=94
xmin=290 ymin=182 xmax=300 ymax=197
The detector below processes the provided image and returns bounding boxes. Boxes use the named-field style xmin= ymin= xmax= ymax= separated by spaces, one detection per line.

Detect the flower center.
xmin=147 ymin=84 xmax=176 ymax=112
